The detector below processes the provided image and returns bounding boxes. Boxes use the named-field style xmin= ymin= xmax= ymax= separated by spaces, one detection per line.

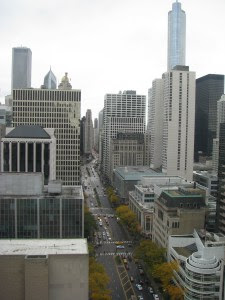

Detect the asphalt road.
xmin=81 ymin=159 xmax=159 ymax=300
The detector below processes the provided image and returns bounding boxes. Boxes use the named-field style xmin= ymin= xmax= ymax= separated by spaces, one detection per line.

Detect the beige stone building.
xmin=0 ymin=239 xmax=89 ymax=300
xmin=153 ymin=187 xmax=206 ymax=249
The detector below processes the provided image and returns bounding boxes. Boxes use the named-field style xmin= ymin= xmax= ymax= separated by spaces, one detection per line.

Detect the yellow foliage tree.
xmin=89 ymin=257 xmax=111 ymax=300
xmin=153 ymin=261 xmax=183 ymax=300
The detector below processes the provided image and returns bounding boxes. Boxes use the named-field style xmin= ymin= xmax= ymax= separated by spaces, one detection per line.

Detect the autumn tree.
xmin=134 ymin=240 xmax=165 ymax=275
xmin=153 ymin=261 xmax=184 ymax=300
xmin=116 ymin=205 xmax=140 ymax=235
xmin=89 ymin=257 xmax=111 ymax=300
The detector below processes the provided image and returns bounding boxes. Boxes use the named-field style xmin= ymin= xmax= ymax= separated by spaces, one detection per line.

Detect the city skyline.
xmin=0 ymin=0 xmax=225 ymax=118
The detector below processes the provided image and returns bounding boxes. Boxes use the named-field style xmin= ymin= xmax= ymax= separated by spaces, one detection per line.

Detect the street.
xmin=81 ymin=158 xmax=158 ymax=300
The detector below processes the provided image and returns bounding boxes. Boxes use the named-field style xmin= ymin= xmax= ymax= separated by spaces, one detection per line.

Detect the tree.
xmin=110 ymin=194 xmax=119 ymax=205
xmin=116 ymin=205 xmax=140 ymax=235
xmin=84 ymin=205 xmax=97 ymax=238
xmin=89 ymin=257 xmax=111 ymax=300
xmin=153 ymin=261 xmax=183 ymax=300
xmin=134 ymin=240 xmax=165 ymax=275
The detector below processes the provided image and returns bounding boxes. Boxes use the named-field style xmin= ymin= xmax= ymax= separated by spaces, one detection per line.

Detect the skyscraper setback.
xmin=11 ymin=47 xmax=32 ymax=90
xmin=167 ymin=1 xmax=186 ymax=71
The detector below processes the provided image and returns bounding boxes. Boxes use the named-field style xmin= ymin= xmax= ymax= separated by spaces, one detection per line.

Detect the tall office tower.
xmin=11 ymin=47 xmax=32 ymax=90
xmin=216 ymin=123 xmax=225 ymax=234
xmin=167 ymin=1 xmax=186 ymax=71
xmin=98 ymin=109 xmax=104 ymax=162
xmin=147 ymin=79 xmax=164 ymax=169
xmin=212 ymin=95 xmax=225 ymax=172
xmin=84 ymin=109 xmax=94 ymax=154
xmin=12 ymin=73 xmax=81 ymax=186
xmin=195 ymin=74 xmax=224 ymax=160
xmin=93 ymin=118 xmax=98 ymax=151
xmin=80 ymin=116 xmax=86 ymax=156
xmin=162 ymin=66 xmax=196 ymax=181
xmin=42 ymin=68 xmax=57 ymax=89
xmin=102 ymin=91 xmax=146 ymax=182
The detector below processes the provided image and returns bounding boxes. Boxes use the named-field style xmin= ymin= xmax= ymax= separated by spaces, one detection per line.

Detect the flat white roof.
xmin=0 ymin=239 xmax=88 ymax=256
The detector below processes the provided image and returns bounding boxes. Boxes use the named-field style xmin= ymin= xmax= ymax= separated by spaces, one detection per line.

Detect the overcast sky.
xmin=0 ymin=0 xmax=224 ymax=118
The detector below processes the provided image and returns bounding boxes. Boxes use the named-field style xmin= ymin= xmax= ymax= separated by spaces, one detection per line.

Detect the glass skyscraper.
xmin=43 ymin=68 xmax=57 ymax=89
xmin=167 ymin=1 xmax=186 ymax=71
xmin=11 ymin=47 xmax=32 ymax=90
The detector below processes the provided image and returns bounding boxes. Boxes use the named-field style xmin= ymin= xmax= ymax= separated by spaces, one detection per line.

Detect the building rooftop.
xmin=0 ymin=239 xmax=88 ymax=256
xmin=173 ymin=243 xmax=198 ymax=258
xmin=114 ymin=166 xmax=163 ymax=181
xmin=6 ymin=125 xmax=50 ymax=139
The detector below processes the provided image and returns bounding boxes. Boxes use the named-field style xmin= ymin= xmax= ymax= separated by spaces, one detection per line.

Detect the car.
xmin=138 ymin=296 xmax=144 ymax=300
xmin=139 ymin=279 xmax=144 ymax=285
xmin=130 ymin=276 xmax=134 ymax=282
xmin=125 ymin=264 xmax=129 ymax=270
xmin=116 ymin=245 xmax=125 ymax=249
xmin=148 ymin=286 xmax=154 ymax=294
xmin=115 ymin=241 xmax=124 ymax=245
xmin=108 ymin=237 xmax=112 ymax=241
xmin=138 ymin=264 xmax=142 ymax=269
xmin=136 ymin=284 xmax=143 ymax=291
xmin=139 ymin=269 xmax=144 ymax=275
xmin=153 ymin=294 xmax=159 ymax=300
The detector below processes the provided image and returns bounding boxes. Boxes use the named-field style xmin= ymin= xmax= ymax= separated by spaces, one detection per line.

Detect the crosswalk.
xmin=102 ymin=240 xmax=132 ymax=245
xmin=97 ymin=252 xmax=132 ymax=256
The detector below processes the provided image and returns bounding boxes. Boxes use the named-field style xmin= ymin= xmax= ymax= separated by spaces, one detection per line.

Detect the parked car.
xmin=138 ymin=296 xmax=144 ymax=300
xmin=153 ymin=294 xmax=159 ymax=300
xmin=130 ymin=276 xmax=134 ymax=282
xmin=136 ymin=284 xmax=143 ymax=291
xmin=148 ymin=286 xmax=154 ymax=294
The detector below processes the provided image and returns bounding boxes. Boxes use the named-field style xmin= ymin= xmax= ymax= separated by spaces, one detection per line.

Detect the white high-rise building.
xmin=162 ymin=66 xmax=196 ymax=181
xmin=102 ymin=91 xmax=146 ymax=181
xmin=147 ymin=79 xmax=164 ymax=169
xmin=167 ymin=1 xmax=186 ymax=71
xmin=212 ymin=95 xmax=225 ymax=172
xmin=84 ymin=109 xmax=94 ymax=154
xmin=12 ymin=73 xmax=81 ymax=186
xmin=11 ymin=47 xmax=32 ymax=90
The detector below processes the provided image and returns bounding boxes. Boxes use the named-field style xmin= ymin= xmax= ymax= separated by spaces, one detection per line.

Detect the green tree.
xmin=134 ymin=240 xmax=165 ymax=275
xmin=84 ymin=205 xmax=97 ymax=238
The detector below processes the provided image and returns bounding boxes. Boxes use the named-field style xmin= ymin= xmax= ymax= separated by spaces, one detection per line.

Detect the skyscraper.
xmin=162 ymin=66 xmax=196 ymax=181
xmin=195 ymin=74 xmax=224 ymax=160
xmin=11 ymin=47 xmax=32 ymax=90
xmin=102 ymin=91 xmax=146 ymax=181
xmin=147 ymin=79 xmax=164 ymax=169
xmin=12 ymin=73 xmax=81 ymax=186
xmin=84 ymin=109 xmax=94 ymax=154
xmin=167 ymin=1 xmax=186 ymax=71
xmin=43 ymin=68 xmax=57 ymax=89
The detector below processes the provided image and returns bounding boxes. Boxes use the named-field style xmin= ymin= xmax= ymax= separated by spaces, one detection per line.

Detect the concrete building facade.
xmin=12 ymin=73 xmax=81 ymax=186
xmin=102 ymin=91 xmax=146 ymax=182
xmin=0 ymin=239 xmax=88 ymax=300
xmin=1 ymin=125 xmax=56 ymax=184
xmin=162 ymin=66 xmax=196 ymax=181
xmin=84 ymin=109 xmax=94 ymax=154
xmin=168 ymin=230 xmax=225 ymax=300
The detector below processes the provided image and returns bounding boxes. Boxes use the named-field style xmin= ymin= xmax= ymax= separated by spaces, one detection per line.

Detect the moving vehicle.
xmin=136 ymin=284 xmax=143 ymax=291
xmin=130 ymin=276 xmax=134 ymax=282
xmin=148 ymin=286 xmax=154 ymax=293
xmin=116 ymin=245 xmax=125 ymax=249
xmin=137 ymin=296 xmax=144 ymax=300
xmin=153 ymin=294 xmax=159 ymax=300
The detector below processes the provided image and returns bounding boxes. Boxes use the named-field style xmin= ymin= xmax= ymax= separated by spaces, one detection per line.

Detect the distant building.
xmin=168 ymin=230 xmax=225 ymax=300
xmin=217 ymin=123 xmax=225 ymax=234
xmin=0 ymin=104 xmax=12 ymax=127
xmin=11 ymin=47 xmax=32 ymax=90
xmin=153 ymin=186 xmax=206 ymax=249
xmin=110 ymin=132 xmax=144 ymax=173
xmin=162 ymin=66 xmax=196 ymax=181
xmin=0 ymin=173 xmax=84 ymax=239
xmin=42 ymin=68 xmax=57 ymax=89
xmin=94 ymin=118 xmax=98 ymax=151
xmin=1 ymin=125 xmax=56 ymax=184
xmin=98 ymin=109 xmax=104 ymax=162
xmin=212 ymin=94 xmax=225 ymax=172
xmin=0 ymin=124 xmax=6 ymax=172
xmin=195 ymin=74 xmax=224 ymax=160
xmin=147 ymin=79 xmax=164 ymax=169
xmin=84 ymin=109 xmax=94 ymax=154
xmin=167 ymin=1 xmax=186 ymax=71
xmin=80 ymin=116 xmax=86 ymax=156
xmin=102 ymin=91 xmax=146 ymax=182
xmin=113 ymin=166 xmax=162 ymax=202
xmin=0 ymin=239 xmax=88 ymax=300
xmin=12 ymin=73 xmax=81 ymax=186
